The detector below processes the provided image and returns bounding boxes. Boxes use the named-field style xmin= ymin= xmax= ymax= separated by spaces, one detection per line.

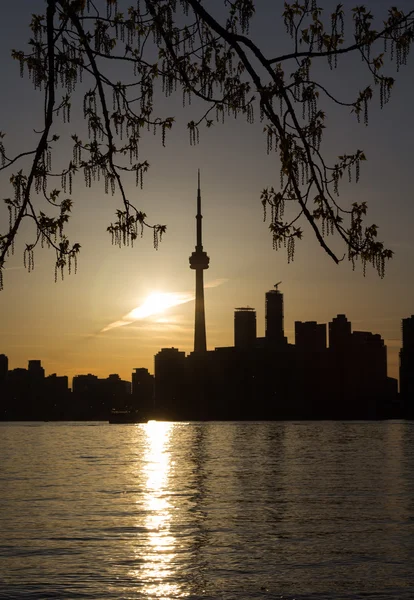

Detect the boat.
xmin=108 ymin=409 xmax=147 ymax=424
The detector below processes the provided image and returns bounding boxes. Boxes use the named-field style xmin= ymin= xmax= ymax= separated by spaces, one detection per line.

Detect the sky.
xmin=1 ymin=0 xmax=414 ymax=385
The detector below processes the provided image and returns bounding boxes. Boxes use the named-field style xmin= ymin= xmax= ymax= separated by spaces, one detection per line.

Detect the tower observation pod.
xmin=189 ymin=171 xmax=210 ymax=353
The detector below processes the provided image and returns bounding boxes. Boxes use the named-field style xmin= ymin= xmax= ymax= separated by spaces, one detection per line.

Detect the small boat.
xmin=108 ymin=409 xmax=147 ymax=424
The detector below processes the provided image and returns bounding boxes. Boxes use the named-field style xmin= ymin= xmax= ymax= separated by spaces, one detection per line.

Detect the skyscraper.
xmin=265 ymin=283 xmax=285 ymax=344
xmin=28 ymin=359 xmax=45 ymax=378
xmin=295 ymin=321 xmax=327 ymax=351
xmin=0 ymin=354 xmax=8 ymax=383
xmin=234 ymin=307 xmax=257 ymax=348
xmin=154 ymin=348 xmax=187 ymax=418
xmin=329 ymin=314 xmax=352 ymax=350
xmin=132 ymin=368 xmax=154 ymax=417
xmin=400 ymin=315 xmax=414 ymax=416
xmin=401 ymin=315 xmax=414 ymax=351
xmin=189 ymin=171 xmax=210 ymax=353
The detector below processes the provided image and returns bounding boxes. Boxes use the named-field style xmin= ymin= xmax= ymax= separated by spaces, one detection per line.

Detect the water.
xmin=1 ymin=421 xmax=413 ymax=600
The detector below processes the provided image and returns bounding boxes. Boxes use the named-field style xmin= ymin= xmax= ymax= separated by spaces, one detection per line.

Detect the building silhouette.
xmin=329 ymin=314 xmax=352 ymax=350
xmin=131 ymin=368 xmax=154 ymax=418
xmin=265 ymin=283 xmax=285 ymax=346
xmin=0 ymin=354 xmax=8 ymax=419
xmin=327 ymin=320 xmax=388 ymax=419
xmin=189 ymin=171 xmax=209 ymax=353
xmin=28 ymin=359 xmax=44 ymax=377
xmin=5 ymin=367 xmax=30 ymax=417
xmin=0 ymin=359 xmax=71 ymax=420
xmin=295 ymin=321 xmax=327 ymax=351
xmin=45 ymin=374 xmax=68 ymax=392
xmin=154 ymin=348 xmax=187 ymax=419
xmin=400 ymin=315 xmax=414 ymax=417
xmin=72 ymin=373 xmax=130 ymax=418
xmin=0 ymin=354 xmax=8 ymax=384
xmin=234 ymin=307 xmax=257 ymax=349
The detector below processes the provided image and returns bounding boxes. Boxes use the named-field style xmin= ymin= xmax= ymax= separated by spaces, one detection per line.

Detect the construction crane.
xmin=274 ymin=281 xmax=282 ymax=290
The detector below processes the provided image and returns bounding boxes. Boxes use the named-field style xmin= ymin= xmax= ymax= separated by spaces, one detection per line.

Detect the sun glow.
xmin=129 ymin=292 xmax=194 ymax=320
xmin=101 ymin=279 xmax=228 ymax=333
xmin=101 ymin=291 xmax=194 ymax=332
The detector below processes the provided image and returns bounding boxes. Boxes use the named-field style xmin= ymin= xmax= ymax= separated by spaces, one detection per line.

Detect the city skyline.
xmin=3 ymin=298 xmax=412 ymax=421
xmin=2 ymin=300 xmax=412 ymax=388
xmin=1 ymin=1 xmax=413 ymax=383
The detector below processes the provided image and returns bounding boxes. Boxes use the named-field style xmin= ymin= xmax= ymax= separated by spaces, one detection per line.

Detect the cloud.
xmin=101 ymin=291 xmax=194 ymax=332
xmin=101 ymin=280 xmax=228 ymax=333
xmin=205 ymin=278 xmax=229 ymax=289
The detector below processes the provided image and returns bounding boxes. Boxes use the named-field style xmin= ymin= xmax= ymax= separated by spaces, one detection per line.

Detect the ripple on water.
xmin=0 ymin=421 xmax=413 ymax=599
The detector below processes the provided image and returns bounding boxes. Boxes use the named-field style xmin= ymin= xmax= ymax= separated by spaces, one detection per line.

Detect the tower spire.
xmin=196 ymin=169 xmax=202 ymax=250
xmin=189 ymin=171 xmax=210 ymax=353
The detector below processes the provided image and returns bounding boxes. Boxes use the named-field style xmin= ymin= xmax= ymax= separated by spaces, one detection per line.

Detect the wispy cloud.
xmin=101 ymin=291 xmax=194 ymax=332
xmin=205 ymin=278 xmax=228 ymax=289
xmin=101 ymin=279 xmax=228 ymax=333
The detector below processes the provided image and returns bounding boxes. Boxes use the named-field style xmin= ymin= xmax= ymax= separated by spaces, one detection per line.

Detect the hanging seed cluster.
xmin=256 ymin=1 xmax=413 ymax=275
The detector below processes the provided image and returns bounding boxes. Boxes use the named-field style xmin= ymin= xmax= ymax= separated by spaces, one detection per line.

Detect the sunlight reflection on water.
xmin=1 ymin=421 xmax=414 ymax=600
xmin=139 ymin=421 xmax=182 ymax=599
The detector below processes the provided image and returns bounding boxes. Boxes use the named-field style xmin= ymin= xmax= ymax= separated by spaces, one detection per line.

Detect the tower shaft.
xmin=194 ymin=269 xmax=207 ymax=352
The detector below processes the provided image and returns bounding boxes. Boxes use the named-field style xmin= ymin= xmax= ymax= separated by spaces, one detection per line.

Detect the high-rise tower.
xmin=234 ymin=307 xmax=257 ymax=349
xmin=329 ymin=314 xmax=352 ymax=350
xmin=265 ymin=282 xmax=285 ymax=344
xmin=189 ymin=171 xmax=209 ymax=353
xmin=0 ymin=354 xmax=8 ymax=385
xmin=400 ymin=315 xmax=414 ymax=416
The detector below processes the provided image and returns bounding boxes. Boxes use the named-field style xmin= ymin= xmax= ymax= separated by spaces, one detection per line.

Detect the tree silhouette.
xmin=1 ymin=0 xmax=413 ymax=289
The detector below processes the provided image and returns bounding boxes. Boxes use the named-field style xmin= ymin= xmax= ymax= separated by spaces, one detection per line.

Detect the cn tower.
xmin=189 ymin=171 xmax=210 ymax=353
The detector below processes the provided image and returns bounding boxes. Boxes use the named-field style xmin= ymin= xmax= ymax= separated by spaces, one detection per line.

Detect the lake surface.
xmin=1 ymin=421 xmax=413 ymax=600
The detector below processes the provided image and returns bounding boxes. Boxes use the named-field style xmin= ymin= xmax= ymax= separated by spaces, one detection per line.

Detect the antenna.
xmin=197 ymin=169 xmax=201 ymax=216
xmin=196 ymin=169 xmax=202 ymax=249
